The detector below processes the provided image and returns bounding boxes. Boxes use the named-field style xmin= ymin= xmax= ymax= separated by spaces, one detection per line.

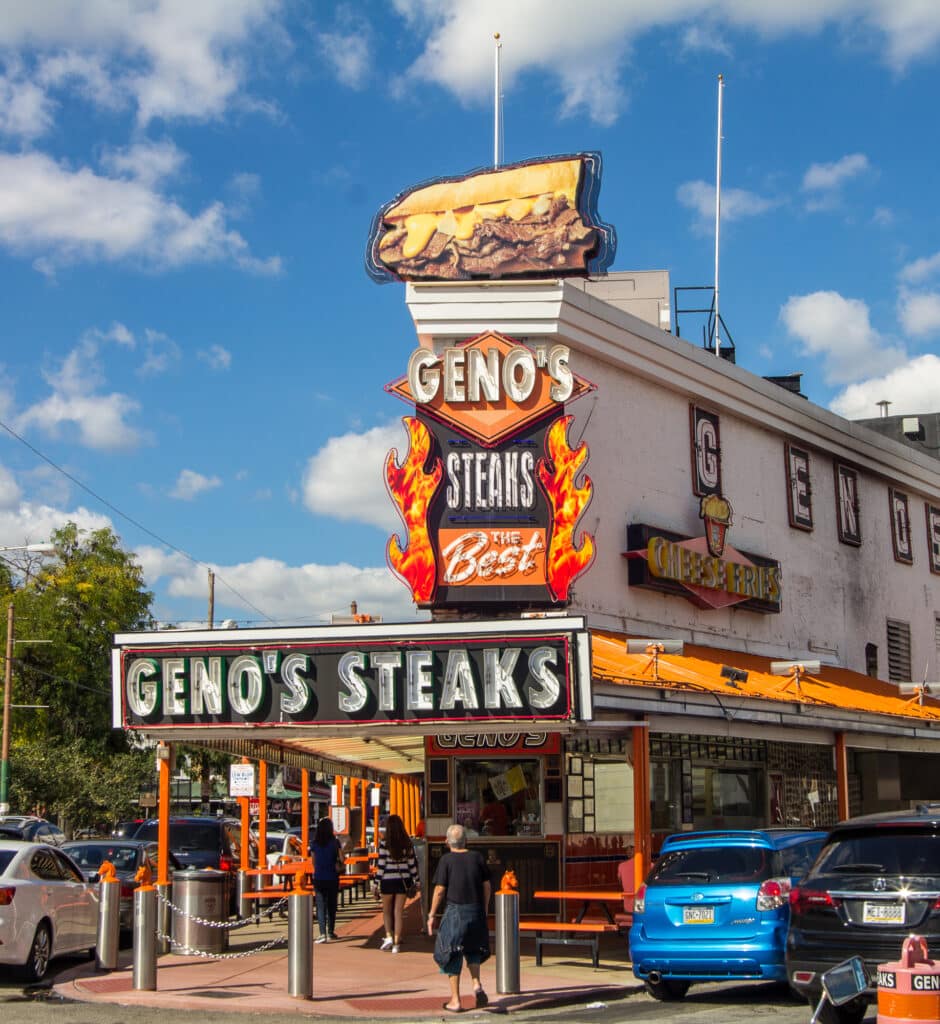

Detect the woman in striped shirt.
xmin=375 ymin=814 xmax=419 ymax=952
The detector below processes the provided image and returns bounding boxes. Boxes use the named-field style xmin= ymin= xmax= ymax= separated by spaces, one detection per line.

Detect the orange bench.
xmin=518 ymin=919 xmax=617 ymax=968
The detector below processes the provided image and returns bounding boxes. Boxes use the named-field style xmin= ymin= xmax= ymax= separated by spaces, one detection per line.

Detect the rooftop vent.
xmin=763 ymin=373 xmax=806 ymax=398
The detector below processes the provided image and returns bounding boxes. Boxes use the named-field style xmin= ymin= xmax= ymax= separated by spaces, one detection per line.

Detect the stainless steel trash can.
xmin=170 ymin=869 xmax=229 ymax=955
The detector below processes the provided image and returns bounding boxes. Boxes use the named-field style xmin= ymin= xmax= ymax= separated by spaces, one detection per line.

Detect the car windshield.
xmin=135 ymin=823 xmax=220 ymax=849
xmin=649 ymin=845 xmax=774 ymax=884
xmin=67 ymin=845 xmax=139 ymax=872
xmin=814 ymin=829 xmax=940 ymax=877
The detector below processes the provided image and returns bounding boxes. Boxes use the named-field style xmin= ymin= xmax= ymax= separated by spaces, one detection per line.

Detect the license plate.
xmin=682 ymin=905 xmax=715 ymax=924
xmin=863 ymin=901 xmax=904 ymax=924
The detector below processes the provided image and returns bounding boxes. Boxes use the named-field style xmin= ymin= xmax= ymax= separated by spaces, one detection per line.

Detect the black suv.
xmin=786 ymin=804 xmax=940 ymax=1024
xmin=134 ymin=816 xmax=245 ymax=913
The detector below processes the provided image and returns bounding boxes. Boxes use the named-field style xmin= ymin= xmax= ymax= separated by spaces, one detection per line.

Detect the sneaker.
xmin=379 ymin=936 xmax=394 ymax=951
xmin=391 ymin=945 xmax=400 ymax=954
xmin=315 ymin=935 xmax=329 ymax=944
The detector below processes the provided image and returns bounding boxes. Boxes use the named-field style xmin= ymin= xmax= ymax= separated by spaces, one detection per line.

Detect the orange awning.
xmin=591 ymin=630 xmax=940 ymax=725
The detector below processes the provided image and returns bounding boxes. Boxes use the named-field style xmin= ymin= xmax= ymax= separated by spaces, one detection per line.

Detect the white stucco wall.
xmin=406 ymin=277 xmax=940 ymax=680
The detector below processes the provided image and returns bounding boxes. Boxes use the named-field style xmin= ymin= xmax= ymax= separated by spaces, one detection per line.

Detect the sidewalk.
xmin=56 ymin=893 xmax=640 ymax=1018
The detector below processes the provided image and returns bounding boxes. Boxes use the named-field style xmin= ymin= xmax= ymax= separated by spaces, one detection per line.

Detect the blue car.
xmin=630 ymin=828 xmax=827 ymax=1001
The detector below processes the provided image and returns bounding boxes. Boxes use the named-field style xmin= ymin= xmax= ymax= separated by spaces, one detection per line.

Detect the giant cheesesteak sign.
xmin=385 ymin=330 xmax=596 ymax=608
xmin=114 ymin=619 xmax=590 ymax=730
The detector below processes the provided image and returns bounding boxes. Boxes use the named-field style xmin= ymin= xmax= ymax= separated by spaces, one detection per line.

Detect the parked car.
xmin=786 ymin=804 xmax=940 ymax=1024
xmin=62 ymin=839 xmax=181 ymax=930
xmin=110 ymin=819 xmax=144 ymax=838
xmin=0 ymin=840 xmax=98 ymax=980
xmin=133 ymin=817 xmax=245 ymax=913
xmin=0 ymin=816 xmax=66 ymax=846
xmin=251 ymin=817 xmax=291 ymax=834
xmin=630 ymin=828 xmax=827 ymax=1001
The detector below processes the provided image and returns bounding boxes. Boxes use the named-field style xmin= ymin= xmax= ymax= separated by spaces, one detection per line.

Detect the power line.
xmin=0 ymin=417 xmax=276 ymax=624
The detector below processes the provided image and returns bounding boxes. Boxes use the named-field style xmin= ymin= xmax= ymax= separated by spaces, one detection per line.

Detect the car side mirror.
xmin=812 ymin=956 xmax=868 ymax=1023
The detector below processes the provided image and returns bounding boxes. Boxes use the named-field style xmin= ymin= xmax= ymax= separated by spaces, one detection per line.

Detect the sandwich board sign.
xmin=229 ymin=762 xmax=256 ymax=798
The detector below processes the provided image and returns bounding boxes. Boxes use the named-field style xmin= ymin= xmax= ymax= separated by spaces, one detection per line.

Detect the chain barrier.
xmin=155 ymin=928 xmax=287 ymax=960
xmin=154 ymin=888 xmax=289 ymax=929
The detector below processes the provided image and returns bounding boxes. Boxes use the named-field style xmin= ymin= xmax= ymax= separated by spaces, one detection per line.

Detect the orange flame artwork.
xmin=537 ymin=415 xmax=595 ymax=601
xmin=385 ymin=417 xmax=443 ymax=604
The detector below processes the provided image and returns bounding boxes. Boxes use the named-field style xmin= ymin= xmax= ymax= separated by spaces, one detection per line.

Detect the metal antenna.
xmin=714 ymin=73 xmax=724 ymax=357
xmin=493 ymin=33 xmax=503 ymax=167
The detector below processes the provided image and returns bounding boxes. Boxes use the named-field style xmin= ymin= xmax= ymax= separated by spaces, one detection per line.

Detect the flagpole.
xmin=714 ymin=73 xmax=724 ymax=357
xmin=494 ymin=33 xmax=502 ymax=168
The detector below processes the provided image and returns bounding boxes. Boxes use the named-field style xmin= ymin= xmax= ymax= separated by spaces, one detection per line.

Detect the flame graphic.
xmin=385 ymin=416 xmax=443 ymax=604
xmin=537 ymin=415 xmax=595 ymax=601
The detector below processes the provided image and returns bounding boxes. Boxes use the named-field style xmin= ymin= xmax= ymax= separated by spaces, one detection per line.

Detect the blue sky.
xmin=1 ymin=1 xmax=939 ymax=628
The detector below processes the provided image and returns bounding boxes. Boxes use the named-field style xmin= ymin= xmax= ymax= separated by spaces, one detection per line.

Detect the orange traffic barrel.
xmin=878 ymin=935 xmax=940 ymax=1024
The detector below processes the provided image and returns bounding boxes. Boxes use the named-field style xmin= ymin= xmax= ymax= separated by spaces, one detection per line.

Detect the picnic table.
xmin=533 ymin=889 xmax=627 ymax=924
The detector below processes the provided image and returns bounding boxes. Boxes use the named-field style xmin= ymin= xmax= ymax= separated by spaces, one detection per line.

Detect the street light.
xmin=1 ymin=542 xmax=55 ymax=816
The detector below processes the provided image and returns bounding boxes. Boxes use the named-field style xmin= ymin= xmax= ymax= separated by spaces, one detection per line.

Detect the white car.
xmin=0 ymin=840 xmax=99 ymax=981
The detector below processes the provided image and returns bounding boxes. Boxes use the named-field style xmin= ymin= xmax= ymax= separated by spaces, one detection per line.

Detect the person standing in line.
xmin=374 ymin=813 xmax=420 ymax=953
xmin=311 ymin=816 xmax=343 ymax=942
xmin=427 ymin=823 xmax=491 ymax=1013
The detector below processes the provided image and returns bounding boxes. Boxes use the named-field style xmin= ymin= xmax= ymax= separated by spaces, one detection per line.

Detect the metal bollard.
xmin=96 ymin=870 xmax=121 ymax=970
xmin=287 ymin=888 xmax=313 ymax=1000
xmin=133 ymin=885 xmax=158 ymax=991
xmin=237 ymin=869 xmax=258 ymax=922
xmin=155 ymin=882 xmax=172 ymax=954
xmin=495 ymin=889 xmax=520 ymax=994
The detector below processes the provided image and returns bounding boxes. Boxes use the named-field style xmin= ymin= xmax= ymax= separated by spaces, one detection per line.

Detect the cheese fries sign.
xmin=366 ymin=153 xmax=616 ymax=283
xmin=385 ymin=331 xmax=596 ymax=609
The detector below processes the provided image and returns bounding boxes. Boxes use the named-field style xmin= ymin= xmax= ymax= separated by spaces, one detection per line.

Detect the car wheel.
xmin=809 ymin=994 xmax=868 ymax=1024
xmin=645 ymin=978 xmax=690 ymax=1001
xmin=21 ymin=922 xmax=52 ymax=982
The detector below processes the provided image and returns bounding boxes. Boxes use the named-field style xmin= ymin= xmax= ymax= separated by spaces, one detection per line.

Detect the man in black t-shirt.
xmin=427 ymin=823 xmax=492 ymax=1012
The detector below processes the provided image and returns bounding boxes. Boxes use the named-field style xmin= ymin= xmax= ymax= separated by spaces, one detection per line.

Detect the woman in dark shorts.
xmin=375 ymin=813 xmax=419 ymax=953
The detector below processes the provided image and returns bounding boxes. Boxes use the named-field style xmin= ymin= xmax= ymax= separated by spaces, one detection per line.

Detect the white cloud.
xmin=0 ymin=66 xmax=55 ymax=139
xmin=318 ymin=31 xmax=372 ymax=90
xmin=137 ymin=546 xmax=421 ymax=624
xmin=13 ymin=325 xmax=146 ymax=450
xmin=680 ymin=23 xmax=732 ymax=56
xmin=0 ymin=151 xmax=281 ymax=275
xmin=302 ymin=422 xmax=407 ymax=532
xmin=170 ymin=470 xmax=222 ymax=501
xmin=137 ymin=328 xmax=181 ymax=376
xmin=0 ymin=465 xmax=22 ymax=508
xmin=802 ymin=153 xmax=870 ymax=192
xmin=900 ymin=251 xmax=940 ymax=284
xmin=0 ymin=0 xmax=285 ymax=126
xmin=829 ymin=354 xmax=940 ymax=419
xmin=0 ymin=501 xmax=111 ymax=551
xmin=898 ymin=289 xmax=940 ymax=338
xmin=100 ymin=139 xmax=186 ymax=188
xmin=677 ymin=179 xmax=779 ymax=234
xmin=198 ymin=344 xmax=232 ymax=371
xmin=779 ymin=290 xmax=908 ymax=385
xmin=393 ymin=2 xmax=940 ymax=124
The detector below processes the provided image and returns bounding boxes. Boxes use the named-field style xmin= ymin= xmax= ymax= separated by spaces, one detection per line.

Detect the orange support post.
xmin=301 ymin=769 xmax=310 ymax=855
xmin=239 ymin=757 xmax=251 ymax=871
xmin=834 ymin=732 xmax=850 ymax=821
xmin=373 ymin=784 xmax=381 ymax=850
xmin=157 ymin=742 xmax=171 ymax=886
xmin=258 ymin=761 xmax=267 ymax=863
xmin=350 ymin=777 xmax=359 ymax=810
xmin=632 ymin=724 xmax=651 ymax=893
xmin=359 ymin=779 xmax=368 ymax=849
xmin=410 ymin=777 xmax=420 ymax=834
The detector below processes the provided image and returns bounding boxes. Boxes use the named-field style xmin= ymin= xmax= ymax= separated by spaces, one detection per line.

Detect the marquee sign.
xmin=112 ymin=619 xmax=592 ymax=730
xmin=624 ymin=511 xmax=782 ymax=614
xmin=385 ymin=331 xmax=596 ymax=609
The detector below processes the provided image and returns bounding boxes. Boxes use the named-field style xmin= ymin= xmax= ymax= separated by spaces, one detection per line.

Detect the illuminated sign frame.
xmin=385 ymin=331 xmax=596 ymax=610
xmin=112 ymin=618 xmax=593 ymax=730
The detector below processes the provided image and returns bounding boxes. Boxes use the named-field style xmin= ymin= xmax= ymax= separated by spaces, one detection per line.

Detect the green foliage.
xmin=3 ymin=523 xmax=156 ymax=827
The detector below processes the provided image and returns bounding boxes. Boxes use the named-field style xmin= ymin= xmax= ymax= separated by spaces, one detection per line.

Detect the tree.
xmin=3 ymin=523 xmax=156 ymax=829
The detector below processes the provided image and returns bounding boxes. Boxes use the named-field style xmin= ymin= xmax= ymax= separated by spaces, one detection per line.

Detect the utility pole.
xmin=208 ymin=569 xmax=215 ymax=629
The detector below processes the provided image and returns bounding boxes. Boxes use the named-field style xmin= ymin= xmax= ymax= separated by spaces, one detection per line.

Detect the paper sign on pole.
xmin=229 ymin=763 xmax=256 ymax=798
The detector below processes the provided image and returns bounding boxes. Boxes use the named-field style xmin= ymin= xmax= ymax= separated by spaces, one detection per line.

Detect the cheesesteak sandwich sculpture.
xmin=366 ymin=153 xmax=616 ymax=282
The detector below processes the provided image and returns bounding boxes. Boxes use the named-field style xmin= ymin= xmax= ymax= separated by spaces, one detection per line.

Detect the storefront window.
xmin=692 ymin=765 xmax=763 ymax=828
xmin=453 ymin=758 xmax=541 ymax=837
xmin=651 ymin=759 xmax=682 ymax=831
